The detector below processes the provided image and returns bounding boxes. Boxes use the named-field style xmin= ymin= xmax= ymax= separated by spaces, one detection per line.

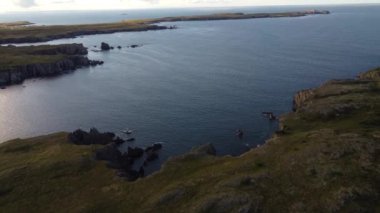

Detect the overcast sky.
xmin=1 ymin=0 xmax=379 ymax=12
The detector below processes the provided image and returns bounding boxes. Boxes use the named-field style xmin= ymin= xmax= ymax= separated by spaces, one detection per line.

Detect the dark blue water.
xmin=1 ymin=5 xmax=380 ymax=173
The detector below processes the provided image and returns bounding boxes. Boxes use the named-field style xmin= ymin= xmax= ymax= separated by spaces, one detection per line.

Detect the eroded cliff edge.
xmin=0 ymin=67 xmax=379 ymax=212
xmin=0 ymin=44 xmax=102 ymax=86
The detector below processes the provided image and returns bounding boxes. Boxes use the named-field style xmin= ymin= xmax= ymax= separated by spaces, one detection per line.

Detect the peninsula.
xmin=0 ymin=67 xmax=378 ymax=212
xmin=0 ymin=10 xmax=330 ymax=44
xmin=0 ymin=44 xmax=103 ymax=86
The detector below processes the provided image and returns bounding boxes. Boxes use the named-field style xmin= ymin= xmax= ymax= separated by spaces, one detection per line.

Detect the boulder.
xmin=145 ymin=143 xmax=163 ymax=152
xmin=127 ymin=147 xmax=144 ymax=159
xmin=114 ymin=137 xmax=125 ymax=145
xmin=101 ymin=42 xmax=111 ymax=51
xmin=191 ymin=143 xmax=216 ymax=156
xmin=153 ymin=143 xmax=163 ymax=151
xmin=147 ymin=152 xmax=159 ymax=162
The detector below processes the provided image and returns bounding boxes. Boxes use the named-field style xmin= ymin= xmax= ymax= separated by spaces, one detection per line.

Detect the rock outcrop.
xmin=101 ymin=42 xmax=111 ymax=51
xmin=359 ymin=67 xmax=380 ymax=80
xmin=68 ymin=128 xmax=164 ymax=181
xmin=292 ymin=89 xmax=315 ymax=112
xmin=68 ymin=128 xmax=115 ymax=145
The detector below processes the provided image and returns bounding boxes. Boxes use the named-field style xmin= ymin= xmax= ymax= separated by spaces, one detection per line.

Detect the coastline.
xmin=0 ymin=10 xmax=329 ymax=44
xmin=0 ymin=9 xmax=330 ymax=87
xmin=0 ymin=67 xmax=378 ymax=212
xmin=0 ymin=44 xmax=103 ymax=87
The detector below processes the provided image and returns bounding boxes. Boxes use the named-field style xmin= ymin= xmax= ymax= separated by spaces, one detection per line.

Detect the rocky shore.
xmin=0 ymin=67 xmax=378 ymax=212
xmin=68 ymin=128 xmax=163 ymax=181
xmin=0 ymin=44 xmax=103 ymax=87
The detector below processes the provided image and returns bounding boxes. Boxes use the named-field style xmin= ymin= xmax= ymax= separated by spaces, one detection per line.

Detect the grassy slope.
xmin=0 ymin=68 xmax=379 ymax=212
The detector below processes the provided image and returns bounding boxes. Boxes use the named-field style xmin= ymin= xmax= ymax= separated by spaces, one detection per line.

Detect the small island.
xmin=0 ymin=10 xmax=330 ymax=44
xmin=0 ymin=66 xmax=378 ymax=212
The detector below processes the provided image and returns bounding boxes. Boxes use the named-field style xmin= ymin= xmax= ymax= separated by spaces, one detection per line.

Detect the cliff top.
xmin=0 ymin=44 xmax=87 ymax=71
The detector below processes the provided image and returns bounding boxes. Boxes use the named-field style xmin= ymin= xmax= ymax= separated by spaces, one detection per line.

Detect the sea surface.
xmin=1 ymin=5 xmax=380 ymax=172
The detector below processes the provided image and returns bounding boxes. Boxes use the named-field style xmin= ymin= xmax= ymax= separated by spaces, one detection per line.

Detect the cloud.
xmin=121 ymin=0 xmax=160 ymax=4
xmin=52 ymin=0 xmax=75 ymax=3
xmin=186 ymin=0 xmax=233 ymax=4
xmin=13 ymin=0 xmax=36 ymax=8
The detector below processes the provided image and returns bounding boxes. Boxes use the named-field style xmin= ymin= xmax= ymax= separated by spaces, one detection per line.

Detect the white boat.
xmin=121 ymin=129 xmax=133 ymax=134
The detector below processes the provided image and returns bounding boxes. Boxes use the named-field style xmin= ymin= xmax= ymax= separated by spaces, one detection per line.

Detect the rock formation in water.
xmin=101 ymin=42 xmax=111 ymax=51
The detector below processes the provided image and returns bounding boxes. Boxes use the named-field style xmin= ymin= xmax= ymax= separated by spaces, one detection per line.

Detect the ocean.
xmin=1 ymin=5 xmax=380 ymax=173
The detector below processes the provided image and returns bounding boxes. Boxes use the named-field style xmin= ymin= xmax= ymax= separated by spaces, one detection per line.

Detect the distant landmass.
xmin=0 ymin=10 xmax=330 ymax=44
xmin=0 ymin=10 xmax=330 ymax=87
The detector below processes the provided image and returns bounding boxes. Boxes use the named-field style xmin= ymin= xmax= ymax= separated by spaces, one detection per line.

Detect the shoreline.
xmin=0 ymin=66 xmax=378 ymax=211
xmin=0 ymin=44 xmax=103 ymax=87
xmin=0 ymin=10 xmax=329 ymax=44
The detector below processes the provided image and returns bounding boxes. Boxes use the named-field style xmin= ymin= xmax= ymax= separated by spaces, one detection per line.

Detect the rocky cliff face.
xmin=359 ymin=67 xmax=380 ymax=80
xmin=292 ymin=88 xmax=315 ymax=111
xmin=0 ymin=44 xmax=103 ymax=86
xmin=32 ymin=43 xmax=89 ymax=55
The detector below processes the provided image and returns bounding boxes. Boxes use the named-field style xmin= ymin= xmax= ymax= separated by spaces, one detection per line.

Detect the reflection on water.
xmin=1 ymin=6 xmax=380 ymax=173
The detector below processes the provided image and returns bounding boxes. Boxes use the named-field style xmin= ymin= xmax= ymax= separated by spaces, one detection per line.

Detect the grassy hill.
xmin=0 ymin=67 xmax=379 ymax=212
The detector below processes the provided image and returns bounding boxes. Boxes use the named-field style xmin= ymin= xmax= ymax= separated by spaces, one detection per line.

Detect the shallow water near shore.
xmin=1 ymin=5 xmax=380 ymax=173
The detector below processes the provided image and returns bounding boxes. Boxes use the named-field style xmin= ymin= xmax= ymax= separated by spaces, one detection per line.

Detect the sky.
xmin=0 ymin=0 xmax=379 ymax=12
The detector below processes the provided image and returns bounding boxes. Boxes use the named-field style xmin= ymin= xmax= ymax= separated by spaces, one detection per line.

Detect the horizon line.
xmin=1 ymin=2 xmax=379 ymax=13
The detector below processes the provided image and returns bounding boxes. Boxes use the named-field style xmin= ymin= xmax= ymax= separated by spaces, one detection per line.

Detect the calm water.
xmin=1 ymin=5 xmax=380 ymax=172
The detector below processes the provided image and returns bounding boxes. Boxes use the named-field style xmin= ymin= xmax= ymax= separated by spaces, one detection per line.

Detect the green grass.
xmin=0 ymin=45 xmax=82 ymax=71
xmin=0 ymin=67 xmax=379 ymax=212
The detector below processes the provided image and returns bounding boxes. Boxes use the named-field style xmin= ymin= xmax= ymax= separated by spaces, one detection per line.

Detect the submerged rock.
xmin=128 ymin=44 xmax=142 ymax=48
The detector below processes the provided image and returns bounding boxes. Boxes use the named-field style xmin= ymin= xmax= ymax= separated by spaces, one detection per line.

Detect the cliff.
xmin=0 ymin=67 xmax=378 ymax=212
xmin=0 ymin=44 xmax=102 ymax=86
